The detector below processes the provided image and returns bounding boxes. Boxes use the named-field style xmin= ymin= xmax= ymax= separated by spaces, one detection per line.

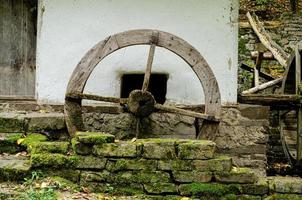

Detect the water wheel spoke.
xmin=142 ymin=44 xmax=156 ymax=92
xmin=154 ymin=103 xmax=219 ymax=121
xmin=66 ymin=92 xmax=128 ymax=104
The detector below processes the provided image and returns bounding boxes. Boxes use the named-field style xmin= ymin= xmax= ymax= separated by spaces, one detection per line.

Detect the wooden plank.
xmin=154 ymin=103 xmax=219 ymax=122
xmin=246 ymin=12 xmax=288 ymax=67
xmin=0 ymin=0 xmax=36 ymax=97
xmin=251 ymin=51 xmax=275 ymax=60
xmin=66 ymin=92 xmax=128 ymax=104
xmin=239 ymin=94 xmax=302 ymax=106
xmin=242 ymin=77 xmax=283 ymax=94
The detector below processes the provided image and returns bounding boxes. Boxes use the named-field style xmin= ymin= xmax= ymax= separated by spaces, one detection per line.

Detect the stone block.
xmin=215 ymin=167 xmax=256 ymax=184
xmin=30 ymin=153 xmax=78 ymax=168
xmin=93 ymin=142 xmax=141 ymax=158
xmin=158 ymin=160 xmax=193 ymax=171
xmin=0 ymin=133 xmax=23 ymax=153
xmin=71 ymin=138 xmax=92 ymax=155
xmin=0 ymin=113 xmax=24 ymax=133
xmin=143 ymin=183 xmax=177 ymax=194
xmin=141 ymin=139 xmax=177 ymax=159
xmin=173 ymin=171 xmax=212 ymax=183
xmin=177 ymin=140 xmax=216 ymax=160
xmin=242 ymin=178 xmax=269 ymax=195
xmin=0 ymin=155 xmax=31 ymax=181
xmin=112 ymin=171 xmax=170 ymax=184
xmin=80 ymin=171 xmax=110 ymax=182
xmin=193 ymin=156 xmax=232 ymax=172
xmin=76 ymin=156 xmax=107 ymax=169
xmin=108 ymin=158 xmax=158 ymax=171
xmin=269 ymin=176 xmax=302 ymax=194
xmin=264 ymin=194 xmax=302 ymax=200
xmin=178 ymin=183 xmax=241 ymax=197
xmin=26 ymin=113 xmax=66 ymax=131
xmin=30 ymin=141 xmax=69 ymax=154
xmin=75 ymin=132 xmax=115 ymax=145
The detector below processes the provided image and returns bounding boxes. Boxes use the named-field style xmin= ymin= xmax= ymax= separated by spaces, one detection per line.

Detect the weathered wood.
xmin=251 ymin=51 xmax=274 ymax=60
xmin=239 ymin=94 xmax=301 ymax=106
xmin=296 ymin=45 xmax=301 ymax=94
xmin=254 ymin=52 xmax=264 ymax=87
xmin=154 ymin=104 xmax=219 ymax=122
xmin=297 ymin=107 xmax=302 ymax=163
xmin=239 ymin=20 xmax=281 ymax=29
xmin=0 ymin=0 xmax=36 ymax=97
xmin=142 ymin=44 xmax=156 ymax=92
xmin=242 ymin=77 xmax=283 ymax=94
xmin=66 ymin=92 xmax=128 ymax=104
xmin=65 ymin=29 xmax=221 ymax=137
xmin=240 ymin=63 xmax=275 ymax=80
xmin=246 ymin=12 xmax=288 ymax=67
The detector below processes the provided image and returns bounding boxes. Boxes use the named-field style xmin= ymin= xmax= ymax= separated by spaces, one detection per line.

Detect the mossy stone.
xmin=108 ymin=158 xmax=158 ymax=171
xmin=50 ymin=176 xmax=79 ymax=191
xmin=80 ymin=170 xmax=111 ymax=182
xmin=222 ymin=194 xmax=261 ymax=200
xmin=177 ymin=140 xmax=216 ymax=160
xmin=43 ymin=169 xmax=81 ymax=182
xmin=93 ymin=142 xmax=141 ymax=158
xmin=30 ymin=153 xmax=78 ymax=168
xmin=178 ymin=183 xmax=241 ymax=197
xmin=215 ymin=167 xmax=257 ymax=184
xmin=0 ymin=133 xmax=23 ymax=153
xmin=269 ymin=176 xmax=302 ymax=194
xmin=158 ymin=160 xmax=193 ymax=171
xmin=71 ymin=138 xmax=92 ymax=155
xmin=20 ymin=133 xmax=48 ymax=150
xmin=0 ymin=156 xmax=31 ymax=181
xmin=173 ymin=171 xmax=212 ymax=183
xmin=143 ymin=183 xmax=177 ymax=194
xmin=264 ymin=194 xmax=302 ymax=200
xmin=242 ymin=178 xmax=269 ymax=195
xmin=0 ymin=113 xmax=24 ymax=133
xmin=75 ymin=132 xmax=115 ymax=144
xmin=141 ymin=139 xmax=177 ymax=159
xmin=193 ymin=156 xmax=232 ymax=172
xmin=30 ymin=141 xmax=69 ymax=154
xmin=112 ymin=171 xmax=170 ymax=184
xmin=75 ymin=156 xmax=107 ymax=169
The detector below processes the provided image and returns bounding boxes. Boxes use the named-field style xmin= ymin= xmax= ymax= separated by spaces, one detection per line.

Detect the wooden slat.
xmin=66 ymin=93 xmax=128 ymax=104
xmin=242 ymin=77 xmax=283 ymax=94
xmin=142 ymin=44 xmax=156 ymax=92
xmin=154 ymin=103 xmax=219 ymax=122
xmin=240 ymin=63 xmax=275 ymax=81
xmin=239 ymin=94 xmax=302 ymax=106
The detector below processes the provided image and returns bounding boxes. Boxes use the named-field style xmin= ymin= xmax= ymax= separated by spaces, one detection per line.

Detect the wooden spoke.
xmin=154 ymin=104 xmax=219 ymax=122
xmin=66 ymin=92 xmax=128 ymax=104
xmin=142 ymin=44 xmax=156 ymax=92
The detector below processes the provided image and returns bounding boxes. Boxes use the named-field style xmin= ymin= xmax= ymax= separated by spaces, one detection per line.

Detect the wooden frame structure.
xmin=64 ymin=29 xmax=221 ymax=138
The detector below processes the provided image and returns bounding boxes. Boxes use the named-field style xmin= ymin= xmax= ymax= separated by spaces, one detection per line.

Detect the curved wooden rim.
xmin=64 ymin=29 xmax=221 ymax=137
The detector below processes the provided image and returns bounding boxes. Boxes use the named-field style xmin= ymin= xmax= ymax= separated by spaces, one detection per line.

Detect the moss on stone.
xmin=0 ymin=133 xmax=23 ymax=153
xmin=264 ymin=194 xmax=302 ymax=200
xmin=51 ymin=176 xmax=79 ymax=191
xmin=177 ymin=140 xmax=216 ymax=160
xmin=215 ymin=167 xmax=256 ymax=184
xmin=71 ymin=138 xmax=92 ymax=155
xmin=30 ymin=142 xmax=69 ymax=154
xmin=75 ymin=156 xmax=107 ymax=169
xmin=143 ymin=182 xmax=177 ymax=194
xmin=178 ymin=183 xmax=242 ymax=197
xmin=108 ymin=158 xmax=158 ymax=171
xmin=20 ymin=134 xmax=48 ymax=150
xmin=75 ymin=132 xmax=115 ymax=144
xmin=30 ymin=153 xmax=78 ymax=168
xmin=112 ymin=171 xmax=170 ymax=184
xmin=93 ymin=142 xmax=140 ymax=158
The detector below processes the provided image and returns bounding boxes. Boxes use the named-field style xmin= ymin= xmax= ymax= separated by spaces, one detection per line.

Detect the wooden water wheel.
xmin=280 ymin=42 xmax=302 ymax=166
xmin=64 ymin=29 xmax=221 ymax=139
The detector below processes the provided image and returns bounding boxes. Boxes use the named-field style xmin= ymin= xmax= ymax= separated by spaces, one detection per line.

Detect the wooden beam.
xmin=246 ymin=12 xmax=288 ymax=67
xmin=242 ymin=77 xmax=283 ymax=94
xmin=239 ymin=94 xmax=302 ymax=106
xmin=251 ymin=51 xmax=274 ymax=60
xmin=254 ymin=52 xmax=264 ymax=87
xmin=66 ymin=92 xmax=128 ymax=104
xmin=240 ymin=63 xmax=275 ymax=80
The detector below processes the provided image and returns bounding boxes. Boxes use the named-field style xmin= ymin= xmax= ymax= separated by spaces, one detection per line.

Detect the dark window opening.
xmin=121 ymin=74 xmax=168 ymax=104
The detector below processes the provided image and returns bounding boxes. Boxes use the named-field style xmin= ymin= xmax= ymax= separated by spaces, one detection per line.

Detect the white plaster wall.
xmin=36 ymin=0 xmax=238 ymax=105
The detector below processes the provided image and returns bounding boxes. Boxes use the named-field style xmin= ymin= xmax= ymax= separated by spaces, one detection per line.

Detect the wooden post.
xmin=296 ymin=44 xmax=302 ymax=164
xmin=254 ymin=51 xmax=264 ymax=87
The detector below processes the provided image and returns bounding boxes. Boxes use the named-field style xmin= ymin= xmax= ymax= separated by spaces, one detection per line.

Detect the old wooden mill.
xmin=64 ymin=29 xmax=221 ymax=140
xmin=239 ymin=13 xmax=302 ymax=167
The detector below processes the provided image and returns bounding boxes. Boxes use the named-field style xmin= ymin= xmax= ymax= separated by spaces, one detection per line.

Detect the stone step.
xmin=0 ymin=133 xmax=23 ymax=154
xmin=0 ymin=112 xmax=65 ymax=133
xmin=0 ymin=155 xmax=31 ymax=181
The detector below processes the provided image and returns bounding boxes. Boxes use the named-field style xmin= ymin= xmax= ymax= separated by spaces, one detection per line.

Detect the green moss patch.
xmin=20 ymin=134 xmax=48 ymax=150
xmin=75 ymin=132 xmax=115 ymax=144
xmin=178 ymin=183 xmax=242 ymax=197
xmin=0 ymin=133 xmax=23 ymax=153
xmin=30 ymin=142 xmax=69 ymax=154
xmin=30 ymin=153 xmax=78 ymax=168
